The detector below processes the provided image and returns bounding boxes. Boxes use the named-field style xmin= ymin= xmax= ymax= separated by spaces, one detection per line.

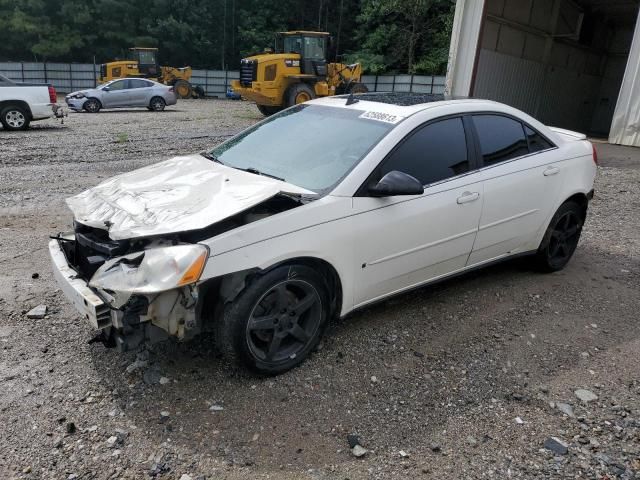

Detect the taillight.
xmin=592 ymin=143 xmax=598 ymax=165
xmin=169 ymin=87 xmax=174 ymax=93
xmin=48 ymin=85 xmax=57 ymax=103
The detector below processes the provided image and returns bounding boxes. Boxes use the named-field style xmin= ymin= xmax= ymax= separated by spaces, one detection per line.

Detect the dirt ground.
xmin=0 ymin=100 xmax=638 ymax=480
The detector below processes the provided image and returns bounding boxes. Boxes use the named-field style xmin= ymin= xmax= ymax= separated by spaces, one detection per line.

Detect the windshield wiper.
xmin=239 ymin=167 xmax=285 ymax=182
xmin=200 ymin=151 xmax=224 ymax=165
xmin=200 ymin=154 xmax=285 ymax=182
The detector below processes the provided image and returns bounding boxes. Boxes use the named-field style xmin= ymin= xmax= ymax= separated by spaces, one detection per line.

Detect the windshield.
xmin=208 ymin=105 xmax=395 ymax=192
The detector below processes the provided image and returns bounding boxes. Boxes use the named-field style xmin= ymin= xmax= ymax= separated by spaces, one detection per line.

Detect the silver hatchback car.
xmin=65 ymin=78 xmax=177 ymax=113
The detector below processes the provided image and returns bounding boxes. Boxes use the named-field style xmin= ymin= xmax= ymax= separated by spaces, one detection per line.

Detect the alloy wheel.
xmin=548 ymin=211 xmax=581 ymax=268
xmin=5 ymin=110 xmax=25 ymax=128
xmin=151 ymin=98 xmax=165 ymax=111
xmin=246 ymin=280 xmax=322 ymax=363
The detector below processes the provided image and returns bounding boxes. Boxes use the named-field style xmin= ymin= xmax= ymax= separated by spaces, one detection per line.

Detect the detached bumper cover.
xmin=49 ymin=238 xmax=111 ymax=329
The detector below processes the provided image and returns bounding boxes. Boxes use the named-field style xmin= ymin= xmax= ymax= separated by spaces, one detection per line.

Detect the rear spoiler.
xmin=549 ymin=126 xmax=587 ymax=141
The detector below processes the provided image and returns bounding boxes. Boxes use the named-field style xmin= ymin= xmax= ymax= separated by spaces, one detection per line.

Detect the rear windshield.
xmin=209 ymin=105 xmax=395 ymax=192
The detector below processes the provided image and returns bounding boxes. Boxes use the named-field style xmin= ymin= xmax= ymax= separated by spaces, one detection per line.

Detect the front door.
xmin=352 ymin=116 xmax=484 ymax=308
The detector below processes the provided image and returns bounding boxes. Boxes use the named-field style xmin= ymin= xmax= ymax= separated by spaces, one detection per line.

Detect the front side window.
xmin=283 ymin=36 xmax=303 ymax=55
xmin=105 ymin=80 xmax=127 ymax=91
xmin=303 ymin=36 xmax=325 ymax=59
xmin=137 ymin=51 xmax=156 ymax=65
xmin=209 ymin=105 xmax=395 ymax=192
xmin=379 ymin=117 xmax=470 ymax=186
xmin=473 ymin=115 xmax=529 ymax=166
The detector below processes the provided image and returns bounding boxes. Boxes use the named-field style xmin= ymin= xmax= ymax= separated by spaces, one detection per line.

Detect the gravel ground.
xmin=0 ymin=100 xmax=639 ymax=480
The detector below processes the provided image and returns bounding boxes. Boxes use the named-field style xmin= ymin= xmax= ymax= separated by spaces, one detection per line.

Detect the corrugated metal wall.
xmin=361 ymin=75 xmax=445 ymax=94
xmin=0 ymin=62 xmax=241 ymax=97
xmin=474 ymin=49 xmax=603 ymax=132
xmin=0 ymin=63 xmax=444 ymax=98
xmin=474 ymin=49 xmax=545 ymax=115
xmin=470 ymin=0 xmax=638 ymax=136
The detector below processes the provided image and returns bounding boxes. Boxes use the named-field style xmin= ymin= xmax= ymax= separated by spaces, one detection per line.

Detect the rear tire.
xmin=83 ymin=98 xmax=101 ymax=113
xmin=149 ymin=96 xmax=166 ymax=112
xmin=0 ymin=104 xmax=30 ymax=130
xmin=285 ymin=83 xmax=315 ymax=107
xmin=173 ymin=79 xmax=192 ymax=99
xmin=256 ymin=104 xmax=283 ymax=116
xmin=531 ymin=201 xmax=585 ymax=272
xmin=215 ymin=265 xmax=330 ymax=375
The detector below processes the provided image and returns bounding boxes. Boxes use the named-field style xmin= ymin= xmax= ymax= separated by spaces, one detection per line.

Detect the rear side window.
xmin=525 ymin=125 xmax=553 ymax=152
xmin=473 ymin=115 xmax=529 ymax=166
xmin=380 ymin=117 xmax=469 ymax=185
xmin=129 ymin=79 xmax=151 ymax=89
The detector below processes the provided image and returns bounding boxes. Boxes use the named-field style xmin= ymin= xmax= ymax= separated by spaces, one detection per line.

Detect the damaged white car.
xmin=50 ymin=93 xmax=596 ymax=373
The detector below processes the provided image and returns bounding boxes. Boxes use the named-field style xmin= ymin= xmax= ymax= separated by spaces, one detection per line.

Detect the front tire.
xmin=83 ymin=98 xmax=101 ymax=113
xmin=216 ymin=265 xmax=330 ymax=374
xmin=1 ymin=105 xmax=30 ymax=130
xmin=532 ymin=201 xmax=585 ymax=272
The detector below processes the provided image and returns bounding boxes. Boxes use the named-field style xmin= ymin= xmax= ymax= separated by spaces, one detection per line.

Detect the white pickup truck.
xmin=0 ymin=74 xmax=65 ymax=130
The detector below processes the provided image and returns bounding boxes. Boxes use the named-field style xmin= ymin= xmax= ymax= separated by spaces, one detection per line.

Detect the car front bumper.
xmin=49 ymin=235 xmax=201 ymax=351
xmin=65 ymin=97 xmax=85 ymax=110
xmin=49 ymin=236 xmax=112 ymax=329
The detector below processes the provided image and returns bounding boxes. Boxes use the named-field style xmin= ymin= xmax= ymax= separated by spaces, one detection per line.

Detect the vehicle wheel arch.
xmin=199 ymin=256 xmax=343 ymax=329
xmin=267 ymin=257 xmax=343 ymax=320
xmin=0 ymin=100 xmax=32 ymax=118
xmin=561 ymin=192 xmax=589 ymax=220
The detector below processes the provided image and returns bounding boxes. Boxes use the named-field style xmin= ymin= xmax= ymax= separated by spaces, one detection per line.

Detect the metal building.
xmin=446 ymin=0 xmax=640 ymax=146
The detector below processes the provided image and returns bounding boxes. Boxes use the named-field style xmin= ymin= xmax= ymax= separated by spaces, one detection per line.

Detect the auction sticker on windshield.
xmin=359 ymin=110 xmax=403 ymax=124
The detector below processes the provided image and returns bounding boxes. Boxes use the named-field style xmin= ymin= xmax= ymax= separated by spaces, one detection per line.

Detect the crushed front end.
xmin=49 ymin=222 xmax=205 ymax=351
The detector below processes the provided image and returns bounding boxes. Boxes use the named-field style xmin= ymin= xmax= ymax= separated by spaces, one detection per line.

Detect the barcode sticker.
xmin=359 ymin=111 xmax=402 ymax=124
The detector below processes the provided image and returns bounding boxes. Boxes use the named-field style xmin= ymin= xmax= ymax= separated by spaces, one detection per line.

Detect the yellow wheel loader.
xmin=231 ymin=31 xmax=368 ymax=116
xmin=98 ymin=48 xmax=201 ymax=99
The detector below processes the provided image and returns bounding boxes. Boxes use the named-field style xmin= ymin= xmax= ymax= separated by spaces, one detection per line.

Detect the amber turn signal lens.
xmin=177 ymin=250 xmax=208 ymax=286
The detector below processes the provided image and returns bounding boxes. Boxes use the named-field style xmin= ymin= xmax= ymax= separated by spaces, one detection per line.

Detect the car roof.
xmin=308 ymin=93 xmax=503 ymax=117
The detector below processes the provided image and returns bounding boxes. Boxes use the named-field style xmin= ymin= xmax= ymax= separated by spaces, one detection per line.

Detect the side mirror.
xmin=368 ymin=171 xmax=424 ymax=197
xmin=103 ymin=86 xmax=110 ymax=91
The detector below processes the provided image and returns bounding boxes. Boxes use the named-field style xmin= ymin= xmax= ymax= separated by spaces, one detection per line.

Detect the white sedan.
xmin=50 ymin=94 xmax=597 ymax=374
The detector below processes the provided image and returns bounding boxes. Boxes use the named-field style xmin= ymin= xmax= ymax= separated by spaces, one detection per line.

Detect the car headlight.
xmin=89 ymin=244 xmax=209 ymax=294
xmin=72 ymin=93 xmax=86 ymax=99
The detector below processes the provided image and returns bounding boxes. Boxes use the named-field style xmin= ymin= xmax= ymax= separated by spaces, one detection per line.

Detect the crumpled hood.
xmin=66 ymin=154 xmax=314 ymax=240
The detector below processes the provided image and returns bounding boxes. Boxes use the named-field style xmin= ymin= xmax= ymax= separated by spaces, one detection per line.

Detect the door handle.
xmin=543 ymin=166 xmax=560 ymax=176
xmin=457 ymin=191 xmax=480 ymax=204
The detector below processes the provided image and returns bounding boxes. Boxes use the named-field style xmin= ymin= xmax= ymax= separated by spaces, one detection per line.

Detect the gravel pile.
xmin=0 ymin=102 xmax=638 ymax=479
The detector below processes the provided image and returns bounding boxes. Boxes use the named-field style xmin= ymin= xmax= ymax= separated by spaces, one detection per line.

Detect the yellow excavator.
xmin=231 ymin=31 xmax=368 ymax=115
xmin=98 ymin=47 xmax=199 ymax=98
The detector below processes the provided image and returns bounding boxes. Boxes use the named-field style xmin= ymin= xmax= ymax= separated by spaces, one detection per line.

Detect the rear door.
xmin=467 ymin=114 xmax=562 ymax=266
xmin=352 ymin=116 xmax=484 ymax=307
xmin=101 ymin=79 xmax=130 ymax=108
xmin=128 ymin=79 xmax=153 ymax=106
